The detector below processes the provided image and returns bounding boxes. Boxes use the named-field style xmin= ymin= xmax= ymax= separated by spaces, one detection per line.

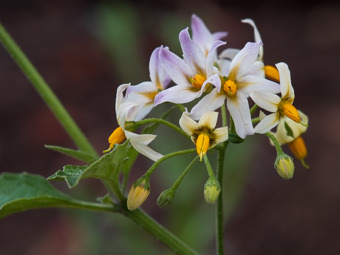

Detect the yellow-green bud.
xmin=127 ymin=178 xmax=150 ymax=211
xmin=204 ymin=177 xmax=221 ymax=204
xmin=275 ymin=154 xmax=295 ymax=180
xmin=157 ymin=189 xmax=175 ymax=207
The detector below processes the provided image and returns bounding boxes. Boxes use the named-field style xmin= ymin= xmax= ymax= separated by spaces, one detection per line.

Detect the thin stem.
xmin=216 ymin=143 xmax=227 ymax=255
xmin=144 ymin=148 xmax=197 ymax=178
xmin=203 ymin=154 xmax=215 ymax=178
xmin=123 ymin=208 xmax=198 ymax=255
xmin=133 ymin=118 xmax=190 ymax=139
xmin=0 ymin=23 xmax=98 ymax=158
xmin=221 ymin=104 xmax=228 ymax=127
xmin=265 ymin=132 xmax=283 ymax=154
xmin=171 ymin=156 xmax=199 ymax=190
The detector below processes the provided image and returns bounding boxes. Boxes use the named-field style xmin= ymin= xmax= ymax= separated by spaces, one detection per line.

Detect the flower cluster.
xmin=106 ymin=15 xmax=309 ymax=210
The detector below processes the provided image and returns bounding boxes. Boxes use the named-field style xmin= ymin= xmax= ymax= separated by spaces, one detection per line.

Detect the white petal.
xmin=115 ymin=83 xmax=130 ymax=110
xmin=241 ymin=19 xmax=263 ymax=60
xmin=198 ymin=111 xmax=218 ymax=129
xmin=203 ymin=73 xmax=221 ymax=92
xmin=179 ymin=112 xmax=198 ymax=136
xmin=189 ymin=88 xmax=226 ymax=120
xmin=254 ymin=113 xmax=280 ymax=134
xmin=149 ymin=47 xmax=171 ymax=89
xmin=276 ymin=62 xmax=295 ymax=100
xmin=205 ymin=40 xmax=226 ymax=75
xmin=251 ymin=91 xmax=280 ymax=112
xmin=126 ymin=81 xmax=155 ymax=104
xmin=227 ymin=93 xmax=254 ymax=139
xmin=238 ymin=75 xmax=280 ymax=96
xmin=117 ymin=101 xmax=138 ymax=127
xmin=212 ymin=126 xmax=229 ymax=146
xmin=125 ymin=131 xmax=163 ymax=162
xmin=154 ymin=85 xmax=202 ymax=105
xmin=219 ymin=48 xmax=241 ymax=61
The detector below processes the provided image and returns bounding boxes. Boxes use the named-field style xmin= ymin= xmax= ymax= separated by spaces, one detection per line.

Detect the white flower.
xmin=252 ymin=62 xmax=301 ymax=134
xmin=179 ymin=111 xmax=228 ymax=160
xmin=108 ymin=83 xmax=163 ymax=162
xmin=189 ymin=42 xmax=280 ymax=139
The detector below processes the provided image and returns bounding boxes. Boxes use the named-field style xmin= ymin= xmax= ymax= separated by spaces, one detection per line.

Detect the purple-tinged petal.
xmin=149 ymin=47 xmax=171 ymax=90
xmin=159 ymin=47 xmax=192 ymax=87
xmin=241 ymin=19 xmax=263 ymax=60
xmin=116 ymin=83 xmax=130 ymax=110
xmin=203 ymin=73 xmax=222 ymax=92
xmin=179 ymin=27 xmax=205 ymax=74
xmin=154 ymin=85 xmax=202 ymax=105
xmin=205 ymin=40 xmax=226 ymax=75
xmin=227 ymin=93 xmax=254 ymax=138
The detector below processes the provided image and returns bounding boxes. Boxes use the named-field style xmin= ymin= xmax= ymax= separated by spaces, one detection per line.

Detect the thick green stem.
xmin=0 ymin=23 xmax=98 ymax=158
xmin=124 ymin=208 xmax=198 ymax=255
xmin=216 ymin=144 xmax=227 ymax=255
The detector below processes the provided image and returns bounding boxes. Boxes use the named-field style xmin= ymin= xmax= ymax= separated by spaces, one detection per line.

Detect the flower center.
xmin=279 ymin=102 xmax=301 ymax=123
xmin=223 ymin=80 xmax=237 ymax=96
xmin=196 ymin=133 xmax=210 ymax=161
xmin=190 ymin=74 xmax=206 ymax=89
xmin=108 ymin=127 xmax=126 ymax=148
xmin=264 ymin=65 xmax=280 ymax=82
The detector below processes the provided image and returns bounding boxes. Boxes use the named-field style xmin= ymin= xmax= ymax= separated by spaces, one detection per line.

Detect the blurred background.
xmin=0 ymin=0 xmax=339 ymax=254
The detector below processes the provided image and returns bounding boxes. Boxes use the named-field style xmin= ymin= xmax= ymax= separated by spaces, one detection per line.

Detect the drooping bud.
xmin=127 ymin=178 xmax=150 ymax=211
xmin=274 ymin=154 xmax=295 ymax=180
xmin=204 ymin=177 xmax=221 ymax=204
xmin=157 ymin=188 xmax=175 ymax=207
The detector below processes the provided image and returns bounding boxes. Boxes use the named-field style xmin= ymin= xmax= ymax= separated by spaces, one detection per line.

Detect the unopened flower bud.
xmin=204 ymin=177 xmax=221 ymax=204
xmin=275 ymin=154 xmax=295 ymax=180
xmin=157 ymin=189 xmax=175 ymax=207
xmin=127 ymin=178 xmax=150 ymax=211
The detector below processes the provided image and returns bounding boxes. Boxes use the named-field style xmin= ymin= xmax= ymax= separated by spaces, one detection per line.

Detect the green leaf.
xmin=0 ymin=173 xmax=90 ymax=218
xmin=45 ymin=145 xmax=98 ymax=163
xmin=47 ymin=165 xmax=87 ymax=188
xmin=48 ymin=141 xmax=131 ymax=188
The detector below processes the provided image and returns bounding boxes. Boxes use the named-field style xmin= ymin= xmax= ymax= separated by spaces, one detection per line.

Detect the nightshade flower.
xmin=125 ymin=46 xmax=171 ymax=121
xmin=252 ymin=62 xmax=301 ymax=134
xmin=179 ymin=111 xmax=228 ymax=160
xmin=107 ymin=83 xmax=163 ymax=162
xmin=189 ymin=42 xmax=280 ymax=139
xmin=154 ymin=27 xmax=226 ymax=106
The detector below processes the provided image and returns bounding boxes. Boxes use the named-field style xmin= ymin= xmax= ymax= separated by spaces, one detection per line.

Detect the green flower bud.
xmin=275 ymin=154 xmax=295 ymax=180
xmin=157 ymin=188 xmax=175 ymax=207
xmin=127 ymin=177 xmax=150 ymax=211
xmin=204 ymin=177 xmax=221 ymax=204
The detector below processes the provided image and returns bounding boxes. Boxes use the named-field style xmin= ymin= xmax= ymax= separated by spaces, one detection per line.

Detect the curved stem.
xmin=0 ymin=23 xmax=98 ymax=158
xmin=134 ymin=118 xmax=190 ymax=139
xmin=123 ymin=208 xmax=198 ymax=255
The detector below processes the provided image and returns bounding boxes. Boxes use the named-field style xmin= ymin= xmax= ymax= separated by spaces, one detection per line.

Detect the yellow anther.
xmin=281 ymin=103 xmax=301 ymax=123
xmin=108 ymin=127 xmax=126 ymax=148
xmin=190 ymin=74 xmax=206 ymax=89
xmin=288 ymin=136 xmax=307 ymax=161
xmin=223 ymin=80 xmax=237 ymax=96
xmin=264 ymin=65 xmax=280 ymax=82
xmin=196 ymin=133 xmax=210 ymax=161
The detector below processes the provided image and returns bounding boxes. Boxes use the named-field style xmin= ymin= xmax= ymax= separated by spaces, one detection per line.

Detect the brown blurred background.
xmin=1 ymin=0 xmax=339 ymax=254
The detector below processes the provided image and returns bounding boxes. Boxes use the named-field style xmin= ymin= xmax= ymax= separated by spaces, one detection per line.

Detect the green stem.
xmin=216 ymin=143 xmax=227 ymax=255
xmin=203 ymin=154 xmax=215 ymax=178
xmin=0 ymin=23 xmax=98 ymax=158
xmin=123 ymin=208 xmax=198 ymax=255
xmin=265 ymin=132 xmax=283 ymax=154
xmin=144 ymin=148 xmax=197 ymax=178
xmin=171 ymin=156 xmax=199 ymax=190
xmin=133 ymin=118 xmax=190 ymax=139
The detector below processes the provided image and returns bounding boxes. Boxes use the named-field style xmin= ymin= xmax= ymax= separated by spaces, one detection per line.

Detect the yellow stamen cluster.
xmin=223 ymin=80 xmax=237 ymax=96
xmin=288 ymin=136 xmax=307 ymax=161
xmin=108 ymin=127 xmax=126 ymax=148
xmin=196 ymin=133 xmax=210 ymax=161
xmin=264 ymin=65 xmax=280 ymax=82
xmin=280 ymin=103 xmax=301 ymax=123
xmin=190 ymin=74 xmax=206 ymax=89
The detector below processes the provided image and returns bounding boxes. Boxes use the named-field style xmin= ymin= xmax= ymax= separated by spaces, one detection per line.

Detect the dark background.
xmin=1 ymin=0 xmax=339 ymax=254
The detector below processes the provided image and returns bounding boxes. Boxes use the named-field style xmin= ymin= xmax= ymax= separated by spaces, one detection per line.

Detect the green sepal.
xmin=228 ymin=133 xmax=244 ymax=144
xmin=97 ymin=193 xmax=114 ymax=205
xmin=0 ymin=173 xmax=88 ymax=218
xmin=45 ymin=145 xmax=98 ymax=164
xmin=284 ymin=121 xmax=295 ymax=138
xmin=48 ymin=141 xmax=130 ymax=188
